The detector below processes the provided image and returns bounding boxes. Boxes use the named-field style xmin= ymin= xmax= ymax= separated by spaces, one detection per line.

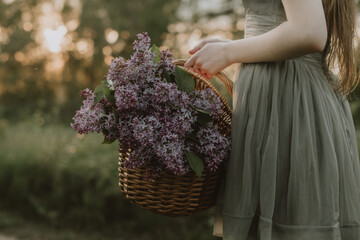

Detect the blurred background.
xmin=0 ymin=0 xmax=359 ymax=239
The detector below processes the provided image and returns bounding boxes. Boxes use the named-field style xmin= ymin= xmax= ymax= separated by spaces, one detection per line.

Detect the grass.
xmin=0 ymin=118 xmax=220 ymax=240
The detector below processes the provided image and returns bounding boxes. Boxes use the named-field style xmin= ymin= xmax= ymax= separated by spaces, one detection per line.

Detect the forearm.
xmin=224 ymin=21 xmax=326 ymax=64
xmin=224 ymin=0 xmax=327 ymax=64
xmin=183 ymin=0 xmax=327 ymax=79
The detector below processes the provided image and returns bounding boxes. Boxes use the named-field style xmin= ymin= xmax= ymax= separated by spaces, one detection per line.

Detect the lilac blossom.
xmin=158 ymin=49 xmax=176 ymax=75
xmin=117 ymin=117 xmax=136 ymax=149
xmin=114 ymin=84 xmax=140 ymax=112
xmin=190 ymin=88 xmax=223 ymax=118
xmin=102 ymin=113 xmax=118 ymax=142
xmin=125 ymin=146 xmax=154 ymax=169
xmin=71 ymin=88 xmax=105 ymax=134
xmin=155 ymin=134 xmax=190 ymax=176
xmin=133 ymin=32 xmax=151 ymax=52
xmin=195 ymin=122 xmax=231 ymax=172
xmin=71 ymin=32 xmax=231 ymax=179
xmin=131 ymin=115 xmax=161 ymax=147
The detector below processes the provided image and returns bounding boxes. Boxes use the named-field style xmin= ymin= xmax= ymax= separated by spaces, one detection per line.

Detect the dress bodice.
xmin=242 ymin=0 xmax=324 ymax=67
xmin=242 ymin=0 xmax=285 ymax=16
xmin=242 ymin=0 xmax=287 ymax=38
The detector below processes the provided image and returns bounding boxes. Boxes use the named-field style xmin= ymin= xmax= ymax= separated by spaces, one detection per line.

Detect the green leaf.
xmin=94 ymin=85 xmax=105 ymax=104
xmin=192 ymin=107 xmax=212 ymax=125
xmin=94 ymin=81 xmax=115 ymax=104
xmin=102 ymin=136 xmax=116 ymax=144
xmin=174 ymin=66 xmax=195 ymax=93
xmin=197 ymin=112 xmax=212 ymax=125
xmin=168 ymin=103 xmax=179 ymax=110
xmin=163 ymin=70 xmax=172 ymax=83
xmin=185 ymin=151 xmax=204 ymax=177
xmin=195 ymin=108 xmax=210 ymax=115
xmin=150 ymin=44 xmax=161 ymax=63
xmin=107 ymin=90 xmax=116 ymax=104
xmin=186 ymin=135 xmax=200 ymax=144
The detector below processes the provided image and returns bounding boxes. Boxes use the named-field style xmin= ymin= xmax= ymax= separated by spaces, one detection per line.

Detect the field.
xmin=0 ymin=118 xmax=218 ymax=240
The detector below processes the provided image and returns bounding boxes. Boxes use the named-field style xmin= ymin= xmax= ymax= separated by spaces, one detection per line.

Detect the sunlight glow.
xmin=23 ymin=22 xmax=33 ymax=32
xmin=102 ymin=46 xmax=112 ymax=56
xmin=43 ymin=26 xmax=67 ymax=53
xmin=45 ymin=54 xmax=65 ymax=73
xmin=105 ymin=28 xmax=119 ymax=44
xmin=104 ymin=56 xmax=113 ymax=65
xmin=2 ymin=0 xmax=14 ymax=4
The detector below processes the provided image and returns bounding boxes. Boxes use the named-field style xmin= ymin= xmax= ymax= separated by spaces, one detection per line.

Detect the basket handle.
xmin=172 ymin=59 xmax=233 ymax=97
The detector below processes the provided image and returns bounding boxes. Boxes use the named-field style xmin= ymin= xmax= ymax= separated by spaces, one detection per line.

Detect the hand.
xmin=185 ymin=39 xmax=232 ymax=80
xmin=188 ymin=38 xmax=231 ymax=55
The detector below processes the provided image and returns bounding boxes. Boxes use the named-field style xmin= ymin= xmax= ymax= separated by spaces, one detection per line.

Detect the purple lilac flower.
xmin=131 ymin=116 xmax=161 ymax=148
xmin=117 ymin=116 xmax=137 ymax=149
xmin=107 ymin=57 xmax=129 ymax=87
xmin=133 ymin=32 xmax=151 ymax=52
xmin=153 ymin=81 xmax=192 ymax=109
xmin=154 ymin=133 xmax=190 ymax=176
xmin=195 ymin=122 xmax=231 ymax=172
xmin=190 ymin=88 xmax=223 ymax=118
xmin=158 ymin=49 xmax=176 ymax=75
xmin=114 ymin=84 xmax=140 ymax=112
xmin=125 ymin=146 xmax=154 ymax=169
xmin=161 ymin=108 xmax=197 ymax=138
xmin=71 ymin=88 xmax=105 ymax=134
xmin=71 ymin=32 xmax=230 ymax=179
xmin=102 ymin=113 xmax=118 ymax=142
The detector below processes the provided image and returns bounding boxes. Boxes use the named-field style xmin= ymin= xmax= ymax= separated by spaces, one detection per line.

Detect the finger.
xmin=194 ymin=62 xmax=202 ymax=69
xmin=189 ymin=40 xmax=207 ymax=54
xmin=200 ymin=67 xmax=207 ymax=76
xmin=202 ymin=66 xmax=214 ymax=80
xmin=184 ymin=56 xmax=196 ymax=68
xmin=199 ymin=67 xmax=209 ymax=80
xmin=190 ymin=67 xmax=200 ymax=76
xmin=189 ymin=38 xmax=225 ymax=54
xmin=192 ymin=67 xmax=200 ymax=74
xmin=200 ymin=72 xmax=210 ymax=80
xmin=206 ymin=73 xmax=213 ymax=80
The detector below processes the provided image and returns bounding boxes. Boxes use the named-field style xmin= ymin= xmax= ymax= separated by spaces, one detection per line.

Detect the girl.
xmin=185 ymin=0 xmax=360 ymax=239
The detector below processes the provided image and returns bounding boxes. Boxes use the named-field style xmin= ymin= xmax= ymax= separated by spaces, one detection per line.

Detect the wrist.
xmin=222 ymin=41 xmax=235 ymax=66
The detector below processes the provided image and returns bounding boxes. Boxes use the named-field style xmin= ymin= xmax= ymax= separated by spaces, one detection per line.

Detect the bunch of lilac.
xmin=71 ymin=32 xmax=231 ymax=179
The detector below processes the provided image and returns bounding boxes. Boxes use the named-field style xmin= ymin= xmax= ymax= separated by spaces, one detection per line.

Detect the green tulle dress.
xmin=212 ymin=0 xmax=360 ymax=239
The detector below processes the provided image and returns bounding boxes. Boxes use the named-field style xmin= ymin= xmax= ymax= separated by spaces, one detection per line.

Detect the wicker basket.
xmin=118 ymin=59 xmax=233 ymax=216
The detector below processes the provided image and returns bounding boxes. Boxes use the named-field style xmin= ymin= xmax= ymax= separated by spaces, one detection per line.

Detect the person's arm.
xmin=225 ymin=0 xmax=327 ymax=63
xmin=184 ymin=0 xmax=327 ymax=79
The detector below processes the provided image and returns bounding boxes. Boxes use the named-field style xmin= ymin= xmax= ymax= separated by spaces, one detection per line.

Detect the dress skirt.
xmin=212 ymin=53 xmax=360 ymax=240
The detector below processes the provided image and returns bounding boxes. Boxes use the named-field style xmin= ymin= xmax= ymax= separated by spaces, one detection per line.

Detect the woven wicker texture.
xmin=118 ymin=59 xmax=233 ymax=216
